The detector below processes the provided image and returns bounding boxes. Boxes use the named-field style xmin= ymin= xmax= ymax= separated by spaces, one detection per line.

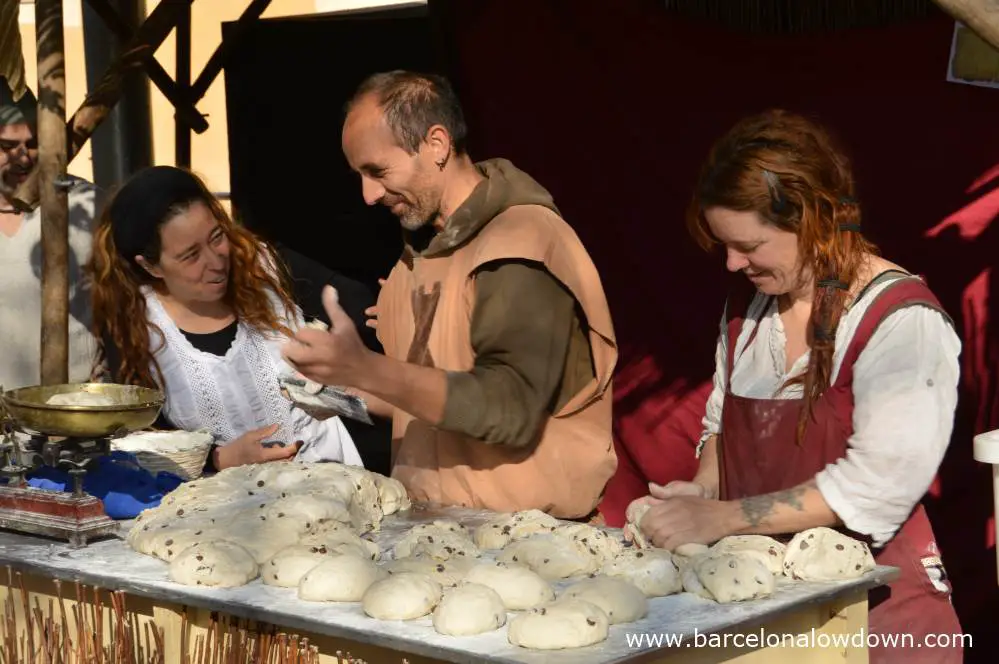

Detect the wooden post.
xmin=933 ymin=0 xmax=999 ymax=51
xmin=35 ymin=0 xmax=70 ymax=386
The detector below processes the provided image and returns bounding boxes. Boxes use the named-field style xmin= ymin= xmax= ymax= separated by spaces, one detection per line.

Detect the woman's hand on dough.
xmin=212 ymin=423 xmax=302 ymax=470
xmin=648 ymin=481 xmax=711 ymax=500
xmin=638 ymin=496 xmax=741 ymax=551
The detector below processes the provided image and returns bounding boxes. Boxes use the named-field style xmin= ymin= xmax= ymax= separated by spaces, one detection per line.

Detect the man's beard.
xmin=396 ymin=188 xmax=440 ymax=232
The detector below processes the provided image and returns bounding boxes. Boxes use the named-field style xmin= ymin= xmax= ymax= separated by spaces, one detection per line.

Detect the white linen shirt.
xmin=698 ymin=275 xmax=960 ymax=547
xmin=142 ymin=287 xmax=363 ymax=467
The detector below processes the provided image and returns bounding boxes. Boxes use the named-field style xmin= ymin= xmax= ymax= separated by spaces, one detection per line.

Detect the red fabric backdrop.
xmin=436 ymin=0 xmax=999 ymax=657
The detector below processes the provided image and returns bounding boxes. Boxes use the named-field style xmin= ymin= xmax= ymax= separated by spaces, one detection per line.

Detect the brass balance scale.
xmin=0 ymin=383 xmax=164 ymax=547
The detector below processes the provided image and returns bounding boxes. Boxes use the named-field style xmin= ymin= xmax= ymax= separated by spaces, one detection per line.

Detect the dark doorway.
xmin=222 ymin=4 xmax=448 ymax=475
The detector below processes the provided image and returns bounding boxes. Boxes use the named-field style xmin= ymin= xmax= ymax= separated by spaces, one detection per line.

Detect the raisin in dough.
xmin=263 ymin=544 xmax=336 ymax=587
xmin=409 ymin=532 xmax=481 ymax=561
xmin=464 ymin=562 xmax=555 ymax=610
xmin=561 ymin=575 xmax=648 ymax=624
xmin=362 ymin=572 xmax=443 ymax=620
xmin=432 ymin=583 xmax=507 ymax=636
xmin=300 ymin=527 xmax=381 ymax=561
xmin=695 ymin=553 xmax=776 ymax=603
xmin=385 ymin=556 xmax=475 ymax=587
xmin=298 ymin=554 xmax=388 ymax=602
xmin=552 ymin=523 xmax=622 ymax=564
xmin=710 ymin=535 xmax=787 ymax=575
xmin=393 ymin=520 xmax=472 ymax=558
xmin=783 ymin=527 xmax=876 ymax=581
xmin=168 ymin=541 xmax=258 ymax=588
xmin=497 ymin=535 xmax=599 ymax=580
xmin=473 ymin=509 xmax=559 ymax=550
xmin=601 ymin=548 xmax=682 ymax=597
xmin=263 ymin=494 xmax=351 ymax=530
xmin=507 ymin=599 xmax=610 ymax=650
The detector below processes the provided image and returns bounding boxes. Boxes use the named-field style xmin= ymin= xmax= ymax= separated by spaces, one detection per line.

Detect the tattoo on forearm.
xmin=739 ymin=480 xmax=815 ymax=527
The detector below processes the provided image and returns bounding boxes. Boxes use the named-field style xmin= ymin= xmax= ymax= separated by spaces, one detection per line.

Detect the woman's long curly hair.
xmin=687 ymin=110 xmax=879 ymax=442
xmin=89 ymin=167 xmax=296 ymax=389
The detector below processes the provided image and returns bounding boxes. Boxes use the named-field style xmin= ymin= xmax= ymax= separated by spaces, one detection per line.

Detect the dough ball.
xmin=393 ymin=520 xmax=471 ymax=558
xmin=263 ymin=544 xmax=335 ymax=587
xmin=497 ymin=535 xmax=599 ymax=580
xmin=168 ymin=541 xmax=258 ymax=588
xmin=432 ymin=583 xmax=507 ymax=636
xmin=601 ymin=548 xmax=682 ymax=597
xmin=409 ymin=532 xmax=481 ymax=561
xmin=561 ymin=575 xmax=648 ymax=624
xmin=678 ymin=556 xmax=714 ymax=600
xmin=46 ymin=392 xmax=115 ymax=406
xmin=710 ymin=535 xmax=786 ymax=575
xmin=263 ymin=494 xmax=351 ymax=531
xmin=362 ymin=572 xmax=442 ymax=620
xmin=783 ymin=527 xmax=875 ymax=581
xmin=552 ymin=524 xmax=623 ymax=564
xmin=298 ymin=554 xmax=388 ymax=602
xmin=673 ymin=543 xmax=710 ymax=559
xmin=473 ymin=509 xmax=560 ymax=550
xmin=695 ymin=553 xmax=776 ymax=603
xmin=507 ymin=599 xmax=609 ymax=650
xmin=300 ymin=528 xmax=380 ymax=561
xmin=385 ymin=556 xmax=475 ymax=587
xmin=373 ymin=475 xmax=411 ymax=515
xmin=464 ymin=562 xmax=554 ymax=610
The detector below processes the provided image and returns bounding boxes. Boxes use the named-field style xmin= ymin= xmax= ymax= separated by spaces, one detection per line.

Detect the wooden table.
xmin=0 ymin=506 xmax=895 ymax=664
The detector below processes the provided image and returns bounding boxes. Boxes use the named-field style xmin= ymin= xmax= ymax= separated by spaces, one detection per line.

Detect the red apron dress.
xmin=719 ymin=275 xmax=963 ymax=663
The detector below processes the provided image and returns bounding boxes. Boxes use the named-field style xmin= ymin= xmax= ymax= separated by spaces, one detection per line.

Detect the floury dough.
xmin=507 ymin=599 xmax=610 ymax=650
xmin=624 ymin=501 xmax=651 ymax=549
xmin=168 ymin=541 xmax=258 ymax=588
xmin=298 ymin=554 xmax=387 ymax=602
xmin=46 ymin=392 xmax=116 ymax=406
xmin=783 ymin=527 xmax=876 ymax=581
xmin=600 ymin=548 xmax=682 ymax=597
xmin=497 ymin=534 xmax=599 ymax=580
xmin=362 ymin=572 xmax=443 ymax=620
xmin=385 ymin=556 xmax=475 ymax=587
xmin=432 ymin=583 xmax=507 ymax=636
xmin=464 ymin=562 xmax=555 ymax=610
xmin=393 ymin=520 xmax=476 ymax=559
xmin=710 ymin=535 xmax=786 ymax=575
xmin=561 ymin=575 xmax=648 ymax=624
xmin=262 ymin=544 xmax=336 ymax=587
xmin=473 ymin=509 xmax=559 ymax=550
xmin=694 ymin=553 xmax=776 ymax=603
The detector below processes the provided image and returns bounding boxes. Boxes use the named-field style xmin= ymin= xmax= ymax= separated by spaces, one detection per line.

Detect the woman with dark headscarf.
xmin=633 ymin=111 xmax=962 ymax=662
xmin=89 ymin=166 xmax=362 ymax=470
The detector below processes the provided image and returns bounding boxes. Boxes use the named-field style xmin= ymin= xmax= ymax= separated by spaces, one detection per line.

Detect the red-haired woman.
xmin=636 ymin=111 xmax=962 ymax=662
xmin=90 ymin=166 xmax=362 ymax=471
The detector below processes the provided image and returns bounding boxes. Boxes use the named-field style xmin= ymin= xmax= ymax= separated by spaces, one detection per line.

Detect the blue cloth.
xmin=22 ymin=452 xmax=184 ymax=519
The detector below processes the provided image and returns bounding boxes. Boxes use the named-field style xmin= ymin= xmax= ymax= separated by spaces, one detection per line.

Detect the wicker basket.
xmin=111 ymin=430 xmax=213 ymax=481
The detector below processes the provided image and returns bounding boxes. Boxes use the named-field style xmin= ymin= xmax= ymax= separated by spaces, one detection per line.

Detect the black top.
xmin=180 ymin=319 xmax=239 ymax=356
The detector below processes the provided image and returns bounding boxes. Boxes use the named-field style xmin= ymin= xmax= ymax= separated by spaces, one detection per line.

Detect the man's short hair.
xmin=347 ymin=70 xmax=468 ymax=155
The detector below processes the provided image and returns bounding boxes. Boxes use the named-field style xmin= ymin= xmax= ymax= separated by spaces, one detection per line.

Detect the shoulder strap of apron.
xmin=833 ymin=272 xmax=953 ymax=388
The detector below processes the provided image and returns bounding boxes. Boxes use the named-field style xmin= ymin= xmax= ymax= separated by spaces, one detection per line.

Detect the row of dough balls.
xmin=167 ymin=538 xmax=646 ymax=651
xmin=127 ymin=461 xmax=409 ymax=571
xmin=626 ymin=500 xmax=876 ymax=602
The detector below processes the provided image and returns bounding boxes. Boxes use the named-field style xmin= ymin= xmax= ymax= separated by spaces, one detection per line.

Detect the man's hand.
xmin=283 ymin=286 xmax=372 ymax=387
xmin=212 ymin=423 xmax=301 ymax=470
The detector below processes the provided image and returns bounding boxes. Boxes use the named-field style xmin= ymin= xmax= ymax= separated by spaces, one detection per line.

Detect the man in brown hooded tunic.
xmin=284 ymin=71 xmax=617 ymax=518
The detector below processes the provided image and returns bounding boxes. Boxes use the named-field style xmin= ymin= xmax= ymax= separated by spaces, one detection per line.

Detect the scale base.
xmin=0 ymin=485 xmax=119 ymax=548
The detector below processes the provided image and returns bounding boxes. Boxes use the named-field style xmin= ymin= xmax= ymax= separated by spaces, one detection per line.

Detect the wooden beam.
xmin=35 ymin=0 xmax=70 ymax=385
xmin=933 ymin=0 xmax=999 ymax=51
xmin=83 ymin=0 xmax=207 ymax=133
xmin=12 ymin=0 xmax=195 ymax=212
xmin=189 ymin=0 xmax=274 ymax=103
